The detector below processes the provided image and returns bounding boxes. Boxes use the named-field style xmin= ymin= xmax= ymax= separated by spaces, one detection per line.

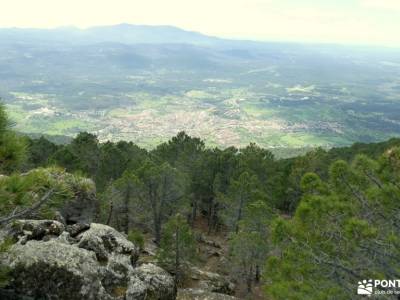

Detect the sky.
xmin=0 ymin=0 xmax=399 ymax=47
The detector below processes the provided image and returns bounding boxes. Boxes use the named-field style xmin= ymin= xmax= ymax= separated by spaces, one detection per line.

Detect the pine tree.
xmin=157 ymin=214 xmax=196 ymax=284
xmin=265 ymin=150 xmax=400 ymax=299
xmin=135 ymin=161 xmax=187 ymax=244
xmin=0 ymin=103 xmax=26 ymax=174
xmin=229 ymin=201 xmax=271 ymax=293
xmin=222 ymin=172 xmax=263 ymax=232
xmin=112 ymin=171 xmax=140 ymax=233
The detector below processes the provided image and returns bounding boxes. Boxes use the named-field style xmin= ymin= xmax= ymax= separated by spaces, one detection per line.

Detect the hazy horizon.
xmin=2 ymin=23 xmax=400 ymax=50
xmin=1 ymin=0 xmax=400 ymax=47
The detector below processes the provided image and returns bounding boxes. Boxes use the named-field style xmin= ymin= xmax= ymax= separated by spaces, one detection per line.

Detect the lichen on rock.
xmin=0 ymin=221 xmax=176 ymax=300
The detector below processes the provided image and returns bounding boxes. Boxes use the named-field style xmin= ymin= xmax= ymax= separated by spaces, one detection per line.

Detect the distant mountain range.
xmin=0 ymin=24 xmax=252 ymax=47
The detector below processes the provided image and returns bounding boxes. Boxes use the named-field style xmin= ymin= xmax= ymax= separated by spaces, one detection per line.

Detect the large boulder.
xmin=4 ymin=239 xmax=108 ymax=300
xmin=77 ymin=223 xmax=140 ymax=263
xmin=127 ymin=264 xmax=176 ymax=300
xmin=1 ymin=221 xmax=175 ymax=300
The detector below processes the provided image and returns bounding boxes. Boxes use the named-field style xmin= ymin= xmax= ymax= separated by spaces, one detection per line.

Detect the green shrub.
xmin=127 ymin=229 xmax=145 ymax=250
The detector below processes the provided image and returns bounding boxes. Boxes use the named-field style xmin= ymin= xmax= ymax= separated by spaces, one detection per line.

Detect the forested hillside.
xmin=1 ymin=104 xmax=400 ymax=299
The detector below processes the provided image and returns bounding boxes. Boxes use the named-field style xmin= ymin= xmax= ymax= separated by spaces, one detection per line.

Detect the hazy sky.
xmin=1 ymin=0 xmax=399 ymax=46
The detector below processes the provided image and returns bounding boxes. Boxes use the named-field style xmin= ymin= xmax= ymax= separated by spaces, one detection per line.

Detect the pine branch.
xmin=0 ymin=189 xmax=54 ymax=225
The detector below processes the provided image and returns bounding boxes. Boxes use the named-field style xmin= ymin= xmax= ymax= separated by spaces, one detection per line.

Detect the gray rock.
xmin=1 ymin=220 xmax=175 ymax=300
xmin=190 ymin=267 xmax=235 ymax=295
xmin=56 ymin=231 xmax=73 ymax=244
xmin=177 ymin=289 xmax=238 ymax=300
xmin=142 ymin=240 xmax=158 ymax=256
xmin=77 ymin=223 xmax=139 ymax=264
xmin=126 ymin=263 xmax=176 ymax=300
xmin=4 ymin=239 xmax=109 ymax=300
xmin=54 ymin=211 xmax=67 ymax=225
xmin=9 ymin=219 xmax=65 ymax=243
xmin=197 ymin=235 xmax=222 ymax=249
xmin=66 ymin=222 xmax=90 ymax=237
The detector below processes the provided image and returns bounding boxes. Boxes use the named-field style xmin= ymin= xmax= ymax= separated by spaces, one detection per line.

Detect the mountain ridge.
xmin=0 ymin=23 xmax=228 ymax=46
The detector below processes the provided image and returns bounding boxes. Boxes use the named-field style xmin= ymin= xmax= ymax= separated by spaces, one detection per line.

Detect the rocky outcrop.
xmin=197 ymin=235 xmax=222 ymax=249
xmin=6 ymin=239 xmax=107 ymax=300
xmin=1 ymin=221 xmax=176 ymax=300
xmin=66 ymin=222 xmax=91 ymax=237
xmin=77 ymin=223 xmax=139 ymax=263
xmin=190 ymin=267 xmax=235 ymax=296
xmin=9 ymin=219 xmax=65 ymax=243
xmin=127 ymin=264 xmax=176 ymax=300
xmin=177 ymin=289 xmax=238 ymax=300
